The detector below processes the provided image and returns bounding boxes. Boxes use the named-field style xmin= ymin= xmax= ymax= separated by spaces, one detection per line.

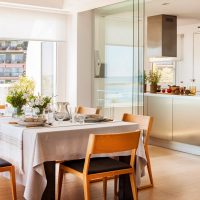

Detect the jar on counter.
xmin=189 ymin=79 xmax=196 ymax=95
xmin=179 ymin=81 xmax=185 ymax=95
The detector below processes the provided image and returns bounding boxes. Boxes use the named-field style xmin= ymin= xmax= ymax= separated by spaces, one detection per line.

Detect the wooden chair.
xmin=122 ymin=113 xmax=154 ymax=189
xmin=0 ymin=158 xmax=17 ymax=200
xmin=0 ymin=105 xmax=6 ymax=109
xmin=76 ymin=106 xmax=100 ymax=115
xmin=55 ymin=106 xmax=100 ymax=165
xmin=57 ymin=131 xmax=141 ymax=200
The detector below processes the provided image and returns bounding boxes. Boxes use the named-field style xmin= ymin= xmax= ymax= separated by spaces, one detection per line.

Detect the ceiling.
xmin=0 ymin=0 xmax=126 ymax=12
xmin=146 ymin=0 xmax=200 ymax=25
xmin=0 ymin=0 xmax=200 ymax=25
xmin=95 ymin=1 xmax=133 ymax=16
xmin=63 ymin=0 xmax=126 ymax=12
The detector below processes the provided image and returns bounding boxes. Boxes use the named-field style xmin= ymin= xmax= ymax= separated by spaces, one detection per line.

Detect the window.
xmin=103 ymin=45 xmax=133 ymax=107
xmin=0 ymin=40 xmax=57 ymax=104
xmin=152 ymin=61 xmax=176 ymax=86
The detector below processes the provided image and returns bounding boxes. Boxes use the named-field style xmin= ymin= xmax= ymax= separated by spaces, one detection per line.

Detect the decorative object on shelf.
xmin=148 ymin=69 xmax=161 ymax=93
xmin=28 ymin=95 xmax=51 ymax=116
xmin=144 ymin=70 xmax=148 ymax=93
xmin=94 ymin=50 xmax=105 ymax=78
xmin=6 ymin=76 xmax=35 ymax=117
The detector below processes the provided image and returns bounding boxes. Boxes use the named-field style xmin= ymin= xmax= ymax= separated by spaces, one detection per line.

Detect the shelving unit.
xmin=0 ymin=40 xmax=28 ymax=83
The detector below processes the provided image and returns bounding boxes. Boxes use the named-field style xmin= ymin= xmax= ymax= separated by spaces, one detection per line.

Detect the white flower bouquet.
xmin=6 ymin=76 xmax=35 ymax=116
xmin=28 ymin=95 xmax=51 ymax=115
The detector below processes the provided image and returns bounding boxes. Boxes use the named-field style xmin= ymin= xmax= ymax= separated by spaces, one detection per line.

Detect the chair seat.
xmin=0 ymin=158 xmax=12 ymax=167
xmin=61 ymin=157 xmax=131 ymax=174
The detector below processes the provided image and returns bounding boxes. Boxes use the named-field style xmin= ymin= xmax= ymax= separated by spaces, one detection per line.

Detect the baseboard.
xmin=150 ymin=137 xmax=200 ymax=156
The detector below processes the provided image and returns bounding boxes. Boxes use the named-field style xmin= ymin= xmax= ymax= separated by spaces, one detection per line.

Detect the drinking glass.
xmin=47 ymin=106 xmax=55 ymax=125
xmin=54 ymin=112 xmax=66 ymax=125
xmin=74 ymin=114 xmax=85 ymax=124
xmin=69 ymin=106 xmax=76 ymax=123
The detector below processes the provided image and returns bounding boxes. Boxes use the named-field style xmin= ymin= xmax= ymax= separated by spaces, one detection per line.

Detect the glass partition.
xmin=93 ymin=0 xmax=144 ymax=119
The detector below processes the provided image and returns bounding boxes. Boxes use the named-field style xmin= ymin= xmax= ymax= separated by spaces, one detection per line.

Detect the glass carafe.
xmin=55 ymin=102 xmax=70 ymax=120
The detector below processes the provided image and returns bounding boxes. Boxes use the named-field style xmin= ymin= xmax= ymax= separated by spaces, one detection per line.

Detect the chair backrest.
xmin=122 ymin=113 xmax=153 ymax=147
xmin=83 ymin=131 xmax=140 ymax=174
xmin=76 ymin=106 xmax=100 ymax=115
xmin=0 ymin=105 xmax=6 ymax=109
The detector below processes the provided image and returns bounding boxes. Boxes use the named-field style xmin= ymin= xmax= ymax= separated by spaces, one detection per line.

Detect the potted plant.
xmin=148 ymin=69 xmax=161 ymax=93
xmin=144 ymin=70 xmax=148 ymax=93
xmin=6 ymin=76 xmax=35 ymax=116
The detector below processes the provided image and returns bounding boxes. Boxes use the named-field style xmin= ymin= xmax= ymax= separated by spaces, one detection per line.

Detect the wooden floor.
xmin=1 ymin=146 xmax=200 ymax=200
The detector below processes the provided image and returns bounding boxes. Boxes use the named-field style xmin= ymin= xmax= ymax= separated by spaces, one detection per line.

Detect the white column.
xmin=77 ymin=11 xmax=93 ymax=107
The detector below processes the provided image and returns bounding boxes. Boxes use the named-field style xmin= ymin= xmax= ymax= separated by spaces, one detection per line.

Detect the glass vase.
xmin=12 ymin=106 xmax=24 ymax=118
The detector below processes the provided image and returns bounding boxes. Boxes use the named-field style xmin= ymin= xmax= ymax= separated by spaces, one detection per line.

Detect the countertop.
xmin=144 ymin=92 xmax=200 ymax=100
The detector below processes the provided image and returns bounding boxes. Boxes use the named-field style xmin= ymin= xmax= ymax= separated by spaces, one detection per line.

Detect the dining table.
xmin=0 ymin=118 xmax=147 ymax=200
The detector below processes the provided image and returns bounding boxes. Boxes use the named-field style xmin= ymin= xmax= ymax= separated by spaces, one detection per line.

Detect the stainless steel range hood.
xmin=147 ymin=14 xmax=177 ymax=58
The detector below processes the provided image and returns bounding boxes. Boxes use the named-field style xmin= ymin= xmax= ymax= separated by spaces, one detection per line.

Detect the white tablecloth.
xmin=0 ymin=124 xmax=25 ymax=173
xmin=0 ymin=120 xmax=146 ymax=200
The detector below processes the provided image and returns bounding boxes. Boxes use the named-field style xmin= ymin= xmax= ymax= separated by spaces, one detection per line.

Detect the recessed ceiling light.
xmin=162 ymin=2 xmax=170 ymax=6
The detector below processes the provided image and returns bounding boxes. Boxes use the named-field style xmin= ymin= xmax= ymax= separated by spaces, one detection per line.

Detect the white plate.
xmin=17 ymin=120 xmax=45 ymax=127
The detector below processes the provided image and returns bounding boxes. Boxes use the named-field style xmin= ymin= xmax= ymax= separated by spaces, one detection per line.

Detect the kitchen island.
xmin=144 ymin=93 xmax=200 ymax=155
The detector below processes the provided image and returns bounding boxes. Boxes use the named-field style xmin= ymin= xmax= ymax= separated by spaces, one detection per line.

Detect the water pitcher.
xmin=56 ymin=102 xmax=70 ymax=120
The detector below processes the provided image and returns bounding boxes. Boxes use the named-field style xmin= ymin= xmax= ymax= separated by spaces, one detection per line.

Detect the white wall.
xmin=177 ymin=22 xmax=200 ymax=90
xmin=64 ymin=11 xmax=93 ymax=107
xmin=56 ymin=42 xmax=69 ymax=102
xmin=65 ymin=14 xmax=78 ymax=105
xmin=77 ymin=11 xmax=93 ymax=107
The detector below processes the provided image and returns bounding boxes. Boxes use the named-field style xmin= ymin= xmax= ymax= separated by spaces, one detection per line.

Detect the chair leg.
xmin=103 ymin=178 xmax=107 ymax=200
xmin=138 ymin=147 xmax=154 ymax=190
xmin=129 ymin=173 xmax=138 ymax=200
xmin=145 ymin=147 xmax=154 ymax=186
xmin=114 ymin=175 xmax=118 ymax=199
xmin=10 ymin=166 xmax=17 ymax=200
xmin=57 ymin=166 xmax=64 ymax=200
xmin=83 ymin=177 xmax=90 ymax=200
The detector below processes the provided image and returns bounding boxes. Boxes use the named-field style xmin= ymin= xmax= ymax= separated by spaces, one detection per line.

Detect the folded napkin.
xmin=84 ymin=114 xmax=112 ymax=123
